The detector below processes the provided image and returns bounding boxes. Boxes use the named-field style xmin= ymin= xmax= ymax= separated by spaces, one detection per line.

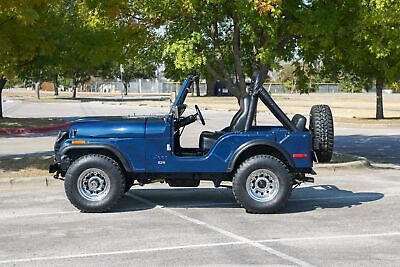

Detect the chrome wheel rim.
xmin=246 ymin=169 xmax=279 ymax=202
xmin=77 ymin=168 xmax=110 ymax=201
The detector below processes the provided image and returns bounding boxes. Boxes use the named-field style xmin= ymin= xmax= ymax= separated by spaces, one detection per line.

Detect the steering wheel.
xmin=195 ymin=105 xmax=205 ymax=125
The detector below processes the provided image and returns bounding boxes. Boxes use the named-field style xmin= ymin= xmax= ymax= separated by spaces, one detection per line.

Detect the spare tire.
xmin=309 ymin=105 xmax=334 ymax=163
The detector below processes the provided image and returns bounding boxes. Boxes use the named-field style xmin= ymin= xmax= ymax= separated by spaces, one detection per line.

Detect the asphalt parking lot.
xmin=1 ymin=167 xmax=400 ymax=266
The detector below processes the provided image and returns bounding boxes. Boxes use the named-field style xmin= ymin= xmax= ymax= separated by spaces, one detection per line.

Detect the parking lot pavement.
xmin=0 ymin=167 xmax=399 ymax=266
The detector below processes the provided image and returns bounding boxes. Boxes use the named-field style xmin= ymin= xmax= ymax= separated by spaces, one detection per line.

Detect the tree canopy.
xmin=293 ymin=0 xmax=400 ymax=119
xmin=1 ymin=0 xmax=399 ymax=119
xmin=137 ymin=0 xmax=288 ymax=99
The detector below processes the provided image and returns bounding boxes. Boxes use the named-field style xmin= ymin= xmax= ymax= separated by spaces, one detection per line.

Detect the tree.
xmin=104 ymin=41 xmax=158 ymax=95
xmin=278 ymin=63 xmax=296 ymax=92
xmin=138 ymin=0 xmax=288 ymax=100
xmin=293 ymin=0 xmax=400 ymax=119
xmin=58 ymin=0 xmax=153 ymax=98
xmin=120 ymin=59 xmax=157 ymax=95
xmin=53 ymin=1 xmax=122 ymax=98
xmin=0 ymin=0 xmax=58 ymax=117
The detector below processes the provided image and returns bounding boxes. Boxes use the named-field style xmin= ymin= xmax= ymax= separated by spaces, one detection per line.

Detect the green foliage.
xmin=278 ymin=64 xmax=295 ymax=91
xmin=292 ymin=0 xmax=400 ymax=117
xmin=389 ymin=82 xmax=400 ymax=93
xmin=137 ymin=0 xmax=287 ymax=97
xmin=338 ymin=73 xmax=371 ymax=93
xmin=0 ymin=0 xmax=57 ymax=78
xmin=0 ymin=0 xmax=154 ymax=91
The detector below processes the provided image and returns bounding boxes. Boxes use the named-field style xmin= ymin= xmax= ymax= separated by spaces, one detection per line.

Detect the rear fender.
xmin=227 ymin=139 xmax=294 ymax=172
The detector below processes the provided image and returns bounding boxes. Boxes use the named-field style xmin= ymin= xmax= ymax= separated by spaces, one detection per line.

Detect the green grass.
xmin=0 ymin=156 xmax=52 ymax=178
xmin=330 ymin=152 xmax=361 ymax=163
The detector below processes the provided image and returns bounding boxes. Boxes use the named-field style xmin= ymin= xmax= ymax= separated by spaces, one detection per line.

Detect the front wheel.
xmin=232 ymin=155 xmax=291 ymax=214
xmin=64 ymin=154 xmax=126 ymax=213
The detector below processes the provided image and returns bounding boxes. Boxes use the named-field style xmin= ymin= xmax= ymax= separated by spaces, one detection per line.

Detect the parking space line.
xmin=289 ymin=195 xmax=384 ymax=202
xmin=256 ymin=232 xmax=400 ymax=244
xmin=0 ymin=211 xmax=78 ymax=220
xmin=127 ymin=193 xmax=315 ymax=267
xmin=1 ymin=227 xmax=399 ymax=265
xmin=0 ymin=241 xmax=245 ymax=265
xmin=167 ymin=202 xmax=237 ymax=208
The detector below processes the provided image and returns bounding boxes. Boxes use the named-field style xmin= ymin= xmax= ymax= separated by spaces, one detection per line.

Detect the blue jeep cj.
xmin=50 ymin=73 xmax=334 ymax=213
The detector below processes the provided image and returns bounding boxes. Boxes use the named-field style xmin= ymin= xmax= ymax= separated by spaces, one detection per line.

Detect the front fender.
xmin=59 ymin=144 xmax=133 ymax=173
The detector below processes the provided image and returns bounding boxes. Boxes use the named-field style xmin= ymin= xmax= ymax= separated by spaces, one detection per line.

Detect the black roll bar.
xmin=258 ymin=89 xmax=298 ymax=132
xmin=250 ymin=72 xmax=298 ymax=132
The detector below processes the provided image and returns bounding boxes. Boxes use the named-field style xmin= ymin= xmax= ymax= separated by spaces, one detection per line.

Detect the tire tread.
xmin=64 ymin=154 xmax=126 ymax=213
xmin=232 ymin=155 xmax=290 ymax=214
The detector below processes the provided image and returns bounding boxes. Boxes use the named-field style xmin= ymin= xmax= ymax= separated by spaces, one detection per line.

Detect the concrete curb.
xmin=315 ymin=156 xmax=372 ymax=170
xmin=316 ymin=156 xmax=400 ymax=171
xmin=0 ymin=176 xmax=62 ymax=188
xmin=0 ymin=122 xmax=70 ymax=136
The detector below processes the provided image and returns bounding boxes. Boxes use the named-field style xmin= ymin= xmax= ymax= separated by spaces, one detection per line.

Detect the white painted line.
xmin=168 ymin=202 xmax=237 ymax=208
xmin=1 ymin=229 xmax=399 ymax=265
xmin=127 ymin=193 xmax=314 ymax=267
xmin=0 ymin=211 xmax=78 ymax=220
xmin=257 ymin=232 xmax=400 ymax=244
xmin=0 ymin=240 xmax=245 ymax=265
xmin=289 ymin=195 xmax=383 ymax=202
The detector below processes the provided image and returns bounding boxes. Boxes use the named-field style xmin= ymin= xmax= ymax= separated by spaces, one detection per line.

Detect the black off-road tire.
xmin=309 ymin=105 xmax=334 ymax=163
xmin=124 ymin=177 xmax=135 ymax=193
xmin=64 ymin=154 xmax=126 ymax=213
xmin=232 ymin=155 xmax=291 ymax=214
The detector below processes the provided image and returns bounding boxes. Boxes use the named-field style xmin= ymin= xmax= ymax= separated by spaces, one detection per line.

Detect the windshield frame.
xmin=169 ymin=76 xmax=193 ymax=115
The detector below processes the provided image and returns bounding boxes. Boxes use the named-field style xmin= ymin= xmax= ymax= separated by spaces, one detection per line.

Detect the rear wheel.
xmin=64 ymin=154 xmax=125 ymax=212
xmin=310 ymin=105 xmax=334 ymax=163
xmin=124 ymin=177 xmax=135 ymax=193
xmin=232 ymin=155 xmax=291 ymax=214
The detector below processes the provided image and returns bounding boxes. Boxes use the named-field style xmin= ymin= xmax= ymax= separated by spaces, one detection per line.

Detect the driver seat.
xmin=199 ymin=95 xmax=251 ymax=152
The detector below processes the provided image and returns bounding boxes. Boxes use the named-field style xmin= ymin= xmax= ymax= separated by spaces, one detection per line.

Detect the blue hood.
xmin=70 ymin=116 xmax=164 ymax=138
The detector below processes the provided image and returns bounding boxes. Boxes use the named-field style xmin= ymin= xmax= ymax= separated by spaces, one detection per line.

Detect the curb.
xmin=0 ymin=176 xmax=62 ymax=188
xmin=315 ymin=156 xmax=372 ymax=171
xmin=0 ymin=122 xmax=70 ymax=136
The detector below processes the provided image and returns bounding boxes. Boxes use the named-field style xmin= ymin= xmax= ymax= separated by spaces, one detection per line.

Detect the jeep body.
xmin=50 ymin=74 xmax=333 ymax=213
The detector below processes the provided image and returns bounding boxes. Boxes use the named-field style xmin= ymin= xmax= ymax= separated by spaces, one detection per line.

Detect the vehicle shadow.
xmin=112 ymin=185 xmax=383 ymax=214
xmin=112 ymin=187 xmax=238 ymax=213
xmin=283 ymin=185 xmax=384 ymax=213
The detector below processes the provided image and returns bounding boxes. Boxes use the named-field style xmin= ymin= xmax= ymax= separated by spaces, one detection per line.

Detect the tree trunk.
xmin=376 ymin=78 xmax=384 ymax=119
xmin=0 ymin=77 xmax=7 ymax=119
xmin=72 ymin=75 xmax=77 ymax=99
xmin=232 ymin=15 xmax=246 ymax=96
xmin=209 ymin=21 xmax=241 ymax=99
xmin=195 ymin=76 xmax=200 ymax=96
xmin=35 ymin=81 xmax=41 ymax=99
xmin=54 ymin=75 xmax=59 ymax=96
xmin=123 ymin=80 xmax=129 ymax=96
xmin=206 ymin=76 xmax=216 ymax=96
